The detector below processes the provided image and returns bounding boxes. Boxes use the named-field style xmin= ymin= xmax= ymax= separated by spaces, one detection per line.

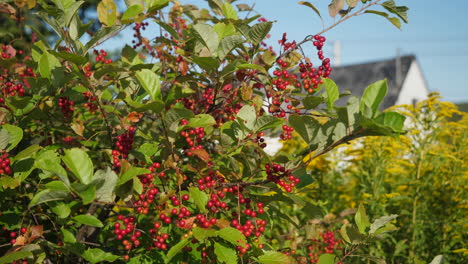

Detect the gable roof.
xmin=330 ymin=55 xmax=416 ymax=109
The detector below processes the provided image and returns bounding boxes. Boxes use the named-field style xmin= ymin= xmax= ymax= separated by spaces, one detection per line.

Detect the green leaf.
xmin=254 ymin=115 xmax=284 ymax=132
xmin=62 ymin=1 xmax=85 ymax=28
xmin=374 ymin=111 xmax=405 ymax=133
xmin=258 ymin=251 xmax=292 ymax=264
xmin=135 ymin=69 xmax=161 ymax=101
xmin=191 ymin=57 xmax=220 ymax=70
xmin=82 ymin=248 xmax=119 ymax=263
xmin=50 ymin=51 xmax=87 ymax=65
xmin=289 ymin=114 xmax=320 ymax=143
xmin=189 ymin=187 xmax=208 ymax=213
xmin=0 ymin=251 xmax=33 ymax=264
xmin=146 ymin=0 xmax=170 ymax=12
xmin=355 ymin=203 xmax=370 ymax=234
xmin=364 ymin=10 xmax=401 ymax=29
xmin=73 ymin=214 xmax=104 ymax=228
xmin=193 ymin=23 xmax=219 ymax=56
xmin=214 ymin=23 xmax=236 ymax=40
xmin=61 ymin=227 xmax=76 ymax=244
xmin=189 ymin=114 xmax=216 ymax=128
xmin=62 ymin=148 xmax=94 ymax=185
xmin=97 ymin=0 xmax=118 ymax=27
xmin=52 ymin=203 xmax=71 ymax=218
xmin=298 ymin=1 xmax=322 ymax=19
xmin=328 ymin=0 xmax=344 ymax=18
xmin=45 ymin=181 xmax=69 ymax=191
xmin=0 ymin=130 xmax=9 ymax=150
xmin=323 ymin=78 xmax=339 ymax=109
xmin=77 ymin=184 xmax=96 ymax=204
xmin=121 ymin=4 xmax=144 ymax=23
xmin=221 ymin=3 xmax=238 ymax=19
xmin=218 ymin=35 xmax=243 ymax=60
xmin=382 ymin=0 xmax=408 ymax=23
xmin=166 ymin=239 xmax=189 ymax=263
xmin=318 ymin=253 xmax=336 ymax=264
xmin=94 ymin=168 xmax=118 ymax=202
xmin=118 ymin=167 xmax=150 ymax=185
xmin=369 ymin=214 xmax=398 ymax=234
xmin=2 ymin=124 xmax=23 ymax=151
xmin=29 ymin=189 xmax=69 ymax=207
xmin=303 ymin=96 xmax=323 ymax=109
xmin=192 ymin=227 xmax=217 ymax=241
xmin=360 ymin=79 xmax=388 ymax=116
xmin=236 ymin=105 xmax=256 ymax=130
xmin=249 ymin=22 xmax=273 ymax=45
xmin=14 ymin=144 xmax=41 ymax=160
xmin=0 ymin=176 xmax=20 ymax=189
xmin=217 ymin=227 xmax=247 ymax=247
xmin=340 ymin=223 xmax=351 ymax=244
xmin=35 ymin=150 xmax=69 ymax=186
xmin=214 ymin=242 xmax=237 ymax=264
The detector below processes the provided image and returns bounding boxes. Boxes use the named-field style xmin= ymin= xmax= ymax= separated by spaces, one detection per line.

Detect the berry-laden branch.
xmin=278 ymin=0 xmax=383 ymax=61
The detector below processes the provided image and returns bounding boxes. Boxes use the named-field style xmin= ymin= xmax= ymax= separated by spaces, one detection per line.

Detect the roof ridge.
xmin=334 ymin=54 xmax=416 ymax=69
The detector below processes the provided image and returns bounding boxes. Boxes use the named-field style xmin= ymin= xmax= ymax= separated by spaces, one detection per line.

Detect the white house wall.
xmin=395 ymin=61 xmax=429 ymax=105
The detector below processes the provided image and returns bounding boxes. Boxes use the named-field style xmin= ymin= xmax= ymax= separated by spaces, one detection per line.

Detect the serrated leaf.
xmin=221 ymin=2 xmax=237 ymax=19
xmin=254 ymin=115 xmax=283 ymax=132
xmin=370 ymin=214 xmax=398 ymax=234
xmin=135 ymin=69 xmax=161 ymax=101
xmin=61 ymin=227 xmax=76 ymax=244
xmin=189 ymin=187 xmax=208 ymax=213
xmin=62 ymin=148 xmax=94 ymax=185
xmin=73 ymin=214 xmax=103 ymax=228
xmin=94 ymin=168 xmax=118 ymax=202
xmin=340 ymin=223 xmax=351 ymax=243
xmin=189 ymin=114 xmax=216 ymax=128
xmin=118 ymin=167 xmax=150 ymax=185
xmin=355 ymin=203 xmax=370 ymax=234
xmin=217 ymin=227 xmax=247 ymax=247
xmin=0 ymin=130 xmax=9 ymax=150
xmin=214 ymin=242 xmax=237 ymax=264
xmin=258 ymin=251 xmax=293 ymax=264
xmin=192 ymin=227 xmax=217 ymax=241
xmin=249 ymin=22 xmax=272 ymax=45
xmin=236 ymin=63 xmax=267 ymax=74
xmin=237 ymin=104 xmax=256 ymax=130
xmin=14 ymin=144 xmax=41 ymax=160
xmin=218 ymin=35 xmax=243 ymax=60
xmin=97 ymin=0 xmax=118 ymax=27
xmin=121 ymin=4 xmax=143 ymax=23
xmin=298 ymin=1 xmax=322 ymax=18
xmin=382 ymin=0 xmax=408 ymax=23
xmin=360 ymin=79 xmax=388 ymax=116
xmin=289 ymin=114 xmax=320 ymax=143
xmin=2 ymin=124 xmax=22 ymax=151
xmin=364 ymin=10 xmax=401 ymax=29
xmin=193 ymin=23 xmax=219 ymax=56
xmin=52 ymin=203 xmax=71 ymax=218
xmin=318 ymin=253 xmax=336 ymax=264
xmin=35 ymin=150 xmax=69 ymax=186
xmin=50 ymin=50 xmax=87 ymax=65
xmin=82 ymin=248 xmax=119 ymax=263
xmin=323 ymin=78 xmax=339 ymax=109
xmin=29 ymin=189 xmax=69 ymax=207
xmin=166 ymin=239 xmax=189 ymax=263
xmin=147 ymin=0 xmax=170 ymax=12
xmin=0 ymin=251 xmax=33 ymax=264
xmin=374 ymin=111 xmax=405 ymax=133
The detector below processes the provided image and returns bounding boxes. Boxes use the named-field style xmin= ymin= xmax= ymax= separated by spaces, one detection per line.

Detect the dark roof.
xmin=330 ymin=55 xmax=416 ymax=109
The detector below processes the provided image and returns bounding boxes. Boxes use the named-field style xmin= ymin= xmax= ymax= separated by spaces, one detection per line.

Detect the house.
xmin=331 ymin=54 xmax=429 ymax=108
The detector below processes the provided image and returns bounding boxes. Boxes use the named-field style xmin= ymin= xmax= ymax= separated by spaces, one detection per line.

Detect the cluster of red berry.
xmin=131 ymin=22 xmax=150 ymax=49
xmin=133 ymin=187 xmax=159 ymax=215
xmin=94 ymin=49 xmax=112 ymax=64
xmin=252 ymin=131 xmax=268 ymax=149
xmin=82 ymin=91 xmax=98 ymax=113
xmin=265 ymin=163 xmax=300 ymax=192
xmin=305 ymin=230 xmax=343 ymax=263
xmin=0 ymin=150 xmax=12 ymax=175
xmin=112 ymin=127 xmax=136 ymax=168
xmin=58 ymin=97 xmax=75 ymax=119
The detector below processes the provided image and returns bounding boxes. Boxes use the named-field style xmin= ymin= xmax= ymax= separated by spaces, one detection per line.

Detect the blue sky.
xmin=100 ymin=0 xmax=468 ymax=103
